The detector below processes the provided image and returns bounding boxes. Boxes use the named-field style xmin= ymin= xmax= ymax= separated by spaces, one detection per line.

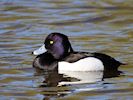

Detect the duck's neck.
xmin=59 ymin=42 xmax=74 ymax=60
xmin=68 ymin=41 xmax=74 ymax=53
xmin=65 ymin=44 xmax=74 ymax=58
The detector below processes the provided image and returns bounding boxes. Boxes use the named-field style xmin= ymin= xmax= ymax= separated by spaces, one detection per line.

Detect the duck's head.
xmin=33 ymin=32 xmax=73 ymax=59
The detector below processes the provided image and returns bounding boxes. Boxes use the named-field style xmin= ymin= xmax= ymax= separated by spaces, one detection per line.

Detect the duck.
xmin=32 ymin=32 xmax=124 ymax=73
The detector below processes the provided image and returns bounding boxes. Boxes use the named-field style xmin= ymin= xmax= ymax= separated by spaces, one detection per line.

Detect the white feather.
xmin=58 ymin=57 xmax=104 ymax=72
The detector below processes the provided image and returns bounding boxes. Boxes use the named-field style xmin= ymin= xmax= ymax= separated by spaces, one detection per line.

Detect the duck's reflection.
xmin=59 ymin=71 xmax=103 ymax=86
xmin=33 ymin=68 xmax=121 ymax=100
xmin=34 ymin=67 xmax=121 ymax=87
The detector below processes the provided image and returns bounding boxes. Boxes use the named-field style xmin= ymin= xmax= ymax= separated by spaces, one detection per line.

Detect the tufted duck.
xmin=32 ymin=32 xmax=124 ymax=72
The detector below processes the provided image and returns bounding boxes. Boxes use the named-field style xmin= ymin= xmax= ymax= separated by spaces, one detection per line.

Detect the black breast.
xmin=33 ymin=52 xmax=58 ymax=71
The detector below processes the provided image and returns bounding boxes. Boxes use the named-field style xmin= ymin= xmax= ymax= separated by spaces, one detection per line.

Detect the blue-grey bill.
xmin=33 ymin=45 xmax=46 ymax=55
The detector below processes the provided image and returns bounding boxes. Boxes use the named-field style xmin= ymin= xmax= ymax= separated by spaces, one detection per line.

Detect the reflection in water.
xmin=34 ymin=67 xmax=120 ymax=87
xmin=33 ymin=68 xmax=121 ymax=99
xmin=59 ymin=71 xmax=103 ymax=85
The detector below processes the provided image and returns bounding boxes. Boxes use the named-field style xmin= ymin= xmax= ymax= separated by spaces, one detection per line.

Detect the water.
xmin=0 ymin=0 xmax=133 ymax=100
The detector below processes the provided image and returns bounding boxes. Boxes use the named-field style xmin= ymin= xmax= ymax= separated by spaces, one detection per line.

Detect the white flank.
xmin=58 ymin=57 xmax=104 ymax=72
xmin=33 ymin=45 xmax=46 ymax=55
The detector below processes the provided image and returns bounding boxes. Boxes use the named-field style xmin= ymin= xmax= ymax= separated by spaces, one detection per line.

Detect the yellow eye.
xmin=50 ymin=40 xmax=54 ymax=44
